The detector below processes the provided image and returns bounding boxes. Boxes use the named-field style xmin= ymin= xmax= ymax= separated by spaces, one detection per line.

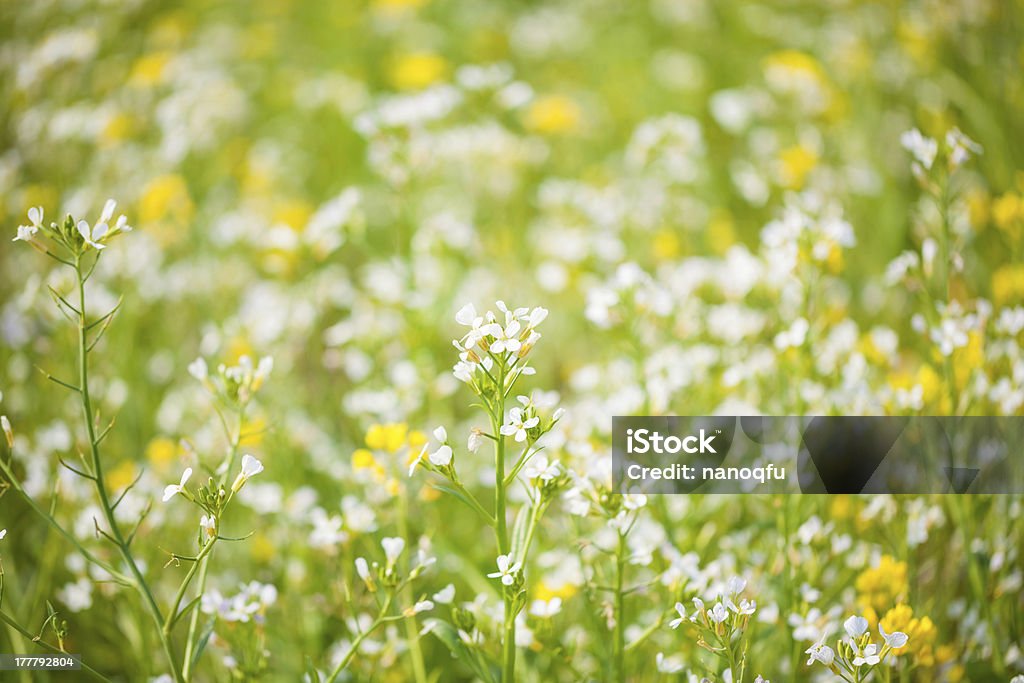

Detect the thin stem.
xmin=163 ymin=538 xmax=216 ymax=634
xmin=182 ymin=405 xmax=245 ymax=681
xmin=325 ymin=593 xmax=393 ymax=683
xmin=397 ymin=492 xmax=428 ymax=683
xmin=492 ymin=361 xmax=516 ymax=682
xmin=612 ymin=531 xmax=626 ymax=683
xmin=74 ymin=257 xmax=182 ymax=683
xmin=0 ymin=609 xmax=112 ymax=682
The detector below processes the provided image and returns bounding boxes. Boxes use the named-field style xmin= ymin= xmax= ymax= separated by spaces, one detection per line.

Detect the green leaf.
xmin=428 ymin=620 xmax=497 ymax=683
xmin=509 ymin=504 xmax=531 ymax=562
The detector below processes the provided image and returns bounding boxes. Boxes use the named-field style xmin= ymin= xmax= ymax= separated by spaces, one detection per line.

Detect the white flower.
xmin=709 ymin=601 xmax=729 ymax=623
xmin=655 ymin=652 xmax=685 ymax=674
xmin=754 ymin=676 xmax=769 ymax=683
xmin=432 ymin=426 xmax=447 ymax=442
xmin=355 ymin=557 xmax=371 ymax=581
xmin=455 ymin=303 xmax=479 ymax=326
xmin=900 ymin=129 xmax=937 ymax=170
xmin=433 ymin=584 xmax=456 ymax=604
xmin=727 ymin=576 xmax=748 ymax=595
xmin=946 ymin=128 xmax=981 ymax=167
xmin=485 ymin=319 xmax=522 ymax=354
xmin=879 ymin=623 xmax=909 ymax=649
xmin=852 ymin=643 xmax=881 ymax=666
xmin=500 ymin=407 xmax=539 ymax=443
xmin=232 ymin=454 xmax=264 ymax=491
xmin=805 ymin=636 xmax=835 ymax=666
xmin=14 ymin=206 xmax=44 ymax=242
xmin=381 ymin=537 xmax=405 ymax=570
xmin=200 ymin=515 xmax=217 ymax=538
xmin=162 ymin=467 xmax=193 ymax=502
xmin=429 ymin=445 xmax=453 ymax=467
xmin=410 ymin=600 xmax=434 ymax=614
xmin=467 ymin=429 xmax=484 ymax=453
xmin=188 ymin=358 xmax=208 ymax=382
xmin=669 ymin=602 xmax=687 ymax=629
xmin=522 ymin=455 xmax=560 ymax=482
xmin=527 ymin=307 xmax=548 ymax=328
xmin=844 ymin=615 xmax=869 ymax=639
xmin=0 ymin=528 xmax=6 ymax=540
xmin=487 ymin=553 xmax=522 ymax=586
xmin=529 ymin=597 xmax=562 ymax=618
xmin=1 ymin=415 xmax=12 ymax=448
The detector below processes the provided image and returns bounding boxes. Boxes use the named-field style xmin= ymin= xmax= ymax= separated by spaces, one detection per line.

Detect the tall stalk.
xmin=73 ymin=256 xmax=183 ymax=683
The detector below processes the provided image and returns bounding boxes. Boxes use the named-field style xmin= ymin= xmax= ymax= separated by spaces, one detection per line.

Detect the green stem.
xmin=163 ymin=538 xmax=217 ymax=634
xmin=182 ymin=405 xmax=245 ymax=681
xmin=74 ymin=259 xmax=182 ymax=683
xmin=612 ymin=531 xmax=627 ymax=683
xmin=0 ymin=609 xmax=112 ymax=682
xmin=397 ymin=493 xmax=428 ymax=683
xmin=325 ymin=593 xmax=393 ymax=683
xmin=493 ymin=361 xmax=516 ymax=682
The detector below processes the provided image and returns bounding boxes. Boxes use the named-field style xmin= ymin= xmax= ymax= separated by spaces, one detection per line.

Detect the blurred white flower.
xmin=382 ymin=537 xmax=405 ymax=571
xmin=900 ymin=129 xmax=937 ymax=170
xmin=529 ymin=597 xmax=562 ymax=618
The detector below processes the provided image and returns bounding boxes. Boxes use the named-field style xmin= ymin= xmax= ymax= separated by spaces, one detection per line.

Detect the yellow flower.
xmin=365 ymin=423 xmax=409 ymax=453
xmin=952 ymin=331 xmax=983 ymax=390
xmin=880 ymin=604 xmax=938 ymax=666
xmin=777 ymin=144 xmax=818 ymax=190
xmin=139 ymin=174 xmax=194 ymax=236
xmin=227 ymin=338 xmax=254 ymax=365
xmin=992 ymin=192 xmax=1023 ymax=241
xmin=352 ymin=448 xmax=377 ymax=472
xmin=829 ymin=495 xmax=853 ymax=520
xmin=524 ymin=95 xmax=581 ymax=135
xmin=240 ymin=415 xmax=267 ymax=447
xmin=534 ymin=580 xmax=578 ymax=602
xmin=250 ymin=532 xmax=276 ymax=563
xmin=145 ymin=437 xmax=178 ymax=470
xmin=390 ymin=52 xmax=447 ymax=90
xmin=706 ymin=209 xmax=736 ymax=255
xmin=130 ymin=52 xmax=172 ymax=87
xmin=651 ymin=228 xmax=681 ymax=261
xmin=855 ymin=555 xmax=908 ymax=613
xmin=992 ymin=264 xmax=1024 ymax=305
xmin=106 ymin=460 xmax=139 ymax=493
xmin=101 ymin=112 xmax=135 ymax=145
xmin=272 ymin=200 xmax=314 ymax=233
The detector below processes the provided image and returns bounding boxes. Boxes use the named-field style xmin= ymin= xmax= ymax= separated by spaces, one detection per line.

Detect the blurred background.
xmin=1 ymin=0 xmax=1023 ymax=680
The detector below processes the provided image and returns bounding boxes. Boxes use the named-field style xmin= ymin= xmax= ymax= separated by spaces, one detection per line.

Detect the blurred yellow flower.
xmin=366 ymin=423 xmax=409 ymax=453
xmin=130 ymin=52 xmax=172 ymax=87
xmin=992 ymin=264 xmax=1024 ymax=305
xmin=525 ymin=95 xmax=581 ymax=135
xmin=101 ymin=112 xmax=135 ymax=145
xmin=390 ymin=52 xmax=447 ymax=90
xmin=273 ymin=199 xmax=314 ymax=233
xmin=706 ymin=210 xmax=736 ymax=255
xmin=992 ymin=192 xmax=1023 ymax=241
xmin=352 ymin=448 xmax=377 ymax=471
xmin=139 ymin=174 xmax=193 ymax=229
xmin=250 ymin=532 xmax=276 ymax=562
xmin=145 ymin=437 xmax=178 ymax=470
xmin=534 ymin=579 xmax=578 ymax=602
xmin=777 ymin=144 xmax=818 ymax=190
xmin=240 ymin=415 xmax=267 ymax=446
xmin=106 ymin=460 xmax=139 ymax=493
xmin=652 ymin=228 xmax=681 ymax=261
xmin=855 ymin=554 xmax=908 ymax=612
xmin=227 ymin=338 xmax=254 ymax=365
